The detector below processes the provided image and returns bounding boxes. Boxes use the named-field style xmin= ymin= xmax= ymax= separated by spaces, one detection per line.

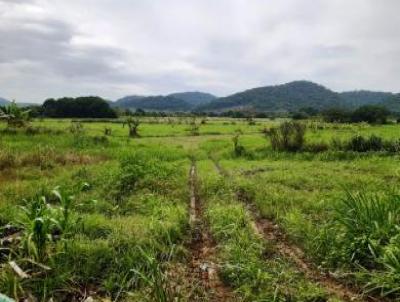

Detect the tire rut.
xmin=187 ymin=162 xmax=234 ymax=302
xmin=211 ymin=158 xmax=384 ymax=302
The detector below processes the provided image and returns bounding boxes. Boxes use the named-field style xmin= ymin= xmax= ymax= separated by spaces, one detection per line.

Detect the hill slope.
xmin=380 ymin=94 xmax=400 ymax=113
xmin=167 ymin=92 xmax=216 ymax=106
xmin=339 ymin=91 xmax=394 ymax=108
xmin=114 ymin=91 xmax=215 ymax=111
xmin=114 ymin=95 xmax=192 ymax=111
xmin=199 ymin=81 xmax=343 ymax=112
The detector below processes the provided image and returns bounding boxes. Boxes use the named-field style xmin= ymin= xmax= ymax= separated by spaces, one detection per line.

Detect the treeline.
xmin=289 ymin=105 xmax=392 ymax=124
xmin=4 ymin=96 xmax=396 ymax=123
xmin=42 ymin=97 xmax=116 ymax=118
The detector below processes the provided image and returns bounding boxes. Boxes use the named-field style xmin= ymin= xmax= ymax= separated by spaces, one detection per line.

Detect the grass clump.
xmin=267 ymin=121 xmax=306 ymax=152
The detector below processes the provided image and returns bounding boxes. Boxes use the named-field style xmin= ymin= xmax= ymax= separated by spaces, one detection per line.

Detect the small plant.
xmin=232 ymin=133 xmax=245 ymax=156
xmin=247 ymin=117 xmax=256 ymax=125
xmin=19 ymin=189 xmax=74 ymax=262
xmin=69 ymin=122 xmax=84 ymax=135
xmin=267 ymin=121 xmax=306 ymax=152
xmin=104 ymin=127 xmax=112 ymax=136
xmin=189 ymin=118 xmax=199 ymax=136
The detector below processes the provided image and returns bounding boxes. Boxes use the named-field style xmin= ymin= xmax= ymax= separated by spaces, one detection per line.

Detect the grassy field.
xmin=1 ymin=117 xmax=400 ymax=301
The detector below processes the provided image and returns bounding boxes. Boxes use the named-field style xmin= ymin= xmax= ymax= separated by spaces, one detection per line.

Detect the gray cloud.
xmin=0 ymin=0 xmax=399 ymax=102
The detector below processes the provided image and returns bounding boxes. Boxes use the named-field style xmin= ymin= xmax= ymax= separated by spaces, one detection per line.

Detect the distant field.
xmin=1 ymin=118 xmax=400 ymax=301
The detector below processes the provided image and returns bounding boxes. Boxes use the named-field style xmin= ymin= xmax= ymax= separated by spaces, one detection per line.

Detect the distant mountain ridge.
xmin=2 ymin=83 xmax=399 ymax=113
xmin=198 ymin=81 xmax=343 ymax=112
xmin=0 ymin=97 xmax=10 ymax=106
xmin=198 ymin=81 xmax=399 ymax=113
xmin=114 ymin=91 xmax=216 ymax=111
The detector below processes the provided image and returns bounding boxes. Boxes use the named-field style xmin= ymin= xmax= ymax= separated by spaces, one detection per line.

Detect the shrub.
xmin=268 ymin=121 xmax=306 ymax=152
xmin=345 ymin=135 xmax=384 ymax=152
xmin=384 ymin=139 xmax=400 ymax=153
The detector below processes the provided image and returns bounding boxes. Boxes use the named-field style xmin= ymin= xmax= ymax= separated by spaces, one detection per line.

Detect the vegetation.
xmin=1 ymin=116 xmax=400 ymax=301
xmin=267 ymin=121 xmax=306 ymax=151
xmin=323 ymin=105 xmax=390 ymax=124
xmin=42 ymin=96 xmax=117 ymax=118
xmin=0 ymin=102 xmax=30 ymax=127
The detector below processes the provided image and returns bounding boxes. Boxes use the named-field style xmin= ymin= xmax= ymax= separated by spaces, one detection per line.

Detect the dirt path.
xmin=187 ymin=162 xmax=233 ymax=302
xmin=211 ymin=158 xmax=383 ymax=302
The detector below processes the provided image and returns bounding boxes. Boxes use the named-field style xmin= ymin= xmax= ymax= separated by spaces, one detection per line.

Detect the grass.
xmin=1 ymin=118 xmax=400 ymax=300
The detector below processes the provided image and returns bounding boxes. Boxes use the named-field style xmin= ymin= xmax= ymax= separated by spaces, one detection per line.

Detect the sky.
xmin=0 ymin=0 xmax=399 ymax=103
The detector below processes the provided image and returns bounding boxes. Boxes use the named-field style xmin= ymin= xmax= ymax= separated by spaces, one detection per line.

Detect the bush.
xmin=268 ymin=121 xmax=306 ymax=152
xmin=346 ymin=135 xmax=384 ymax=152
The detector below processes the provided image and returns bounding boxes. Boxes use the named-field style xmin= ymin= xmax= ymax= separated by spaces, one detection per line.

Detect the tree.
xmin=351 ymin=105 xmax=390 ymax=124
xmin=124 ymin=117 xmax=140 ymax=137
xmin=322 ymin=107 xmax=351 ymax=123
xmin=0 ymin=101 xmax=30 ymax=127
xmin=42 ymin=96 xmax=117 ymax=118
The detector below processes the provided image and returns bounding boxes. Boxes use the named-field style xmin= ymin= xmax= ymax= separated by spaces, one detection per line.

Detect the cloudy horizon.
xmin=0 ymin=0 xmax=399 ymax=103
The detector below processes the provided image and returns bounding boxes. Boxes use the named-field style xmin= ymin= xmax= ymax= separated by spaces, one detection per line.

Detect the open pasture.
xmin=1 ymin=118 xmax=400 ymax=301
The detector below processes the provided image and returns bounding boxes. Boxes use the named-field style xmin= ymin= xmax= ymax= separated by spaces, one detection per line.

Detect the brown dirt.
xmin=187 ymin=162 xmax=234 ymax=302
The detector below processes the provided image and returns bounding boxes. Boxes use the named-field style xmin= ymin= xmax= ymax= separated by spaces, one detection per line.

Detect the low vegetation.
xmin=1 ymin=115 xmax=400 ymax=301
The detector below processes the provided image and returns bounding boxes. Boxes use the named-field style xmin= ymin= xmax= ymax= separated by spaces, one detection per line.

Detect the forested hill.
xmin=114 ymin=91 xmax=216 ymax=111
xmin=381 ymin=94 xmax=400 ymax=113
xmin=339 ymin=91 xmax=394 ymax=108
xmin=198 ymin=81 xmax=343 ymax=112
xmin=167 ymin=92 xmax=216 ymax=106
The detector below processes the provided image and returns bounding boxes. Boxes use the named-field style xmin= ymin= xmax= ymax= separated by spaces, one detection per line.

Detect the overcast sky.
xmin=0 ymin=0 xmax=399 ymax=102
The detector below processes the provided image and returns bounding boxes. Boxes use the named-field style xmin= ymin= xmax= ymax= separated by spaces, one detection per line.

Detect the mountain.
xmin=167 ymin=92 xmax=216 ymax=106
xmin=0 ymin=97 xmax=10 ymax=106
xmin=339 ymin=91 xmax=394 ymax=108
xmin=114 ymin=91 xmax=216 ymax=111
xmin=380 ymin=94 xmax=400 ymax=113
xmin=199 ymin=81 xmax=343 ymax=112
xmin=114 ymin=95 xmax=192 ymax=111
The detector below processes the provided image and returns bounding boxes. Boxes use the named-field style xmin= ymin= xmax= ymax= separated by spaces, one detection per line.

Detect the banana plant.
xmin=0 ymin=101 xmax=30 ymax=128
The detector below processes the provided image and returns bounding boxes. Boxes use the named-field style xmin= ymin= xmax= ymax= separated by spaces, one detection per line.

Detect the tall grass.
xmin=335 ymin=191 xmax=400 ymax=268
xmin=267 ymin=121 xmax=306 ymax=152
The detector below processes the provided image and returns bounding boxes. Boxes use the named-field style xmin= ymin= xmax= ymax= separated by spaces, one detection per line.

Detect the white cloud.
xmin=0 ymin=0 xmax=399 ymax=102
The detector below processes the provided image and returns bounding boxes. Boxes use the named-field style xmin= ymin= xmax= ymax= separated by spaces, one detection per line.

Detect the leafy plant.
xmin=0 ymin=101 xmax=30 ymax=128
xmin=19 ymin=189 xmax=74 ymax=262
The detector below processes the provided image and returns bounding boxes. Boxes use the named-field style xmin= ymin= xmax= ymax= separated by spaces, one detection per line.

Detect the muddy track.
xmin=211 ymin=158 xmax=384 ymax=302
xmin=187 ymin=162 xmax=233 ymax=302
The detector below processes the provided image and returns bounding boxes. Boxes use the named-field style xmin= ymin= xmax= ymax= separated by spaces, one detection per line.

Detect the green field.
xmin=1 ymin=118 xmax=400 ymax=301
